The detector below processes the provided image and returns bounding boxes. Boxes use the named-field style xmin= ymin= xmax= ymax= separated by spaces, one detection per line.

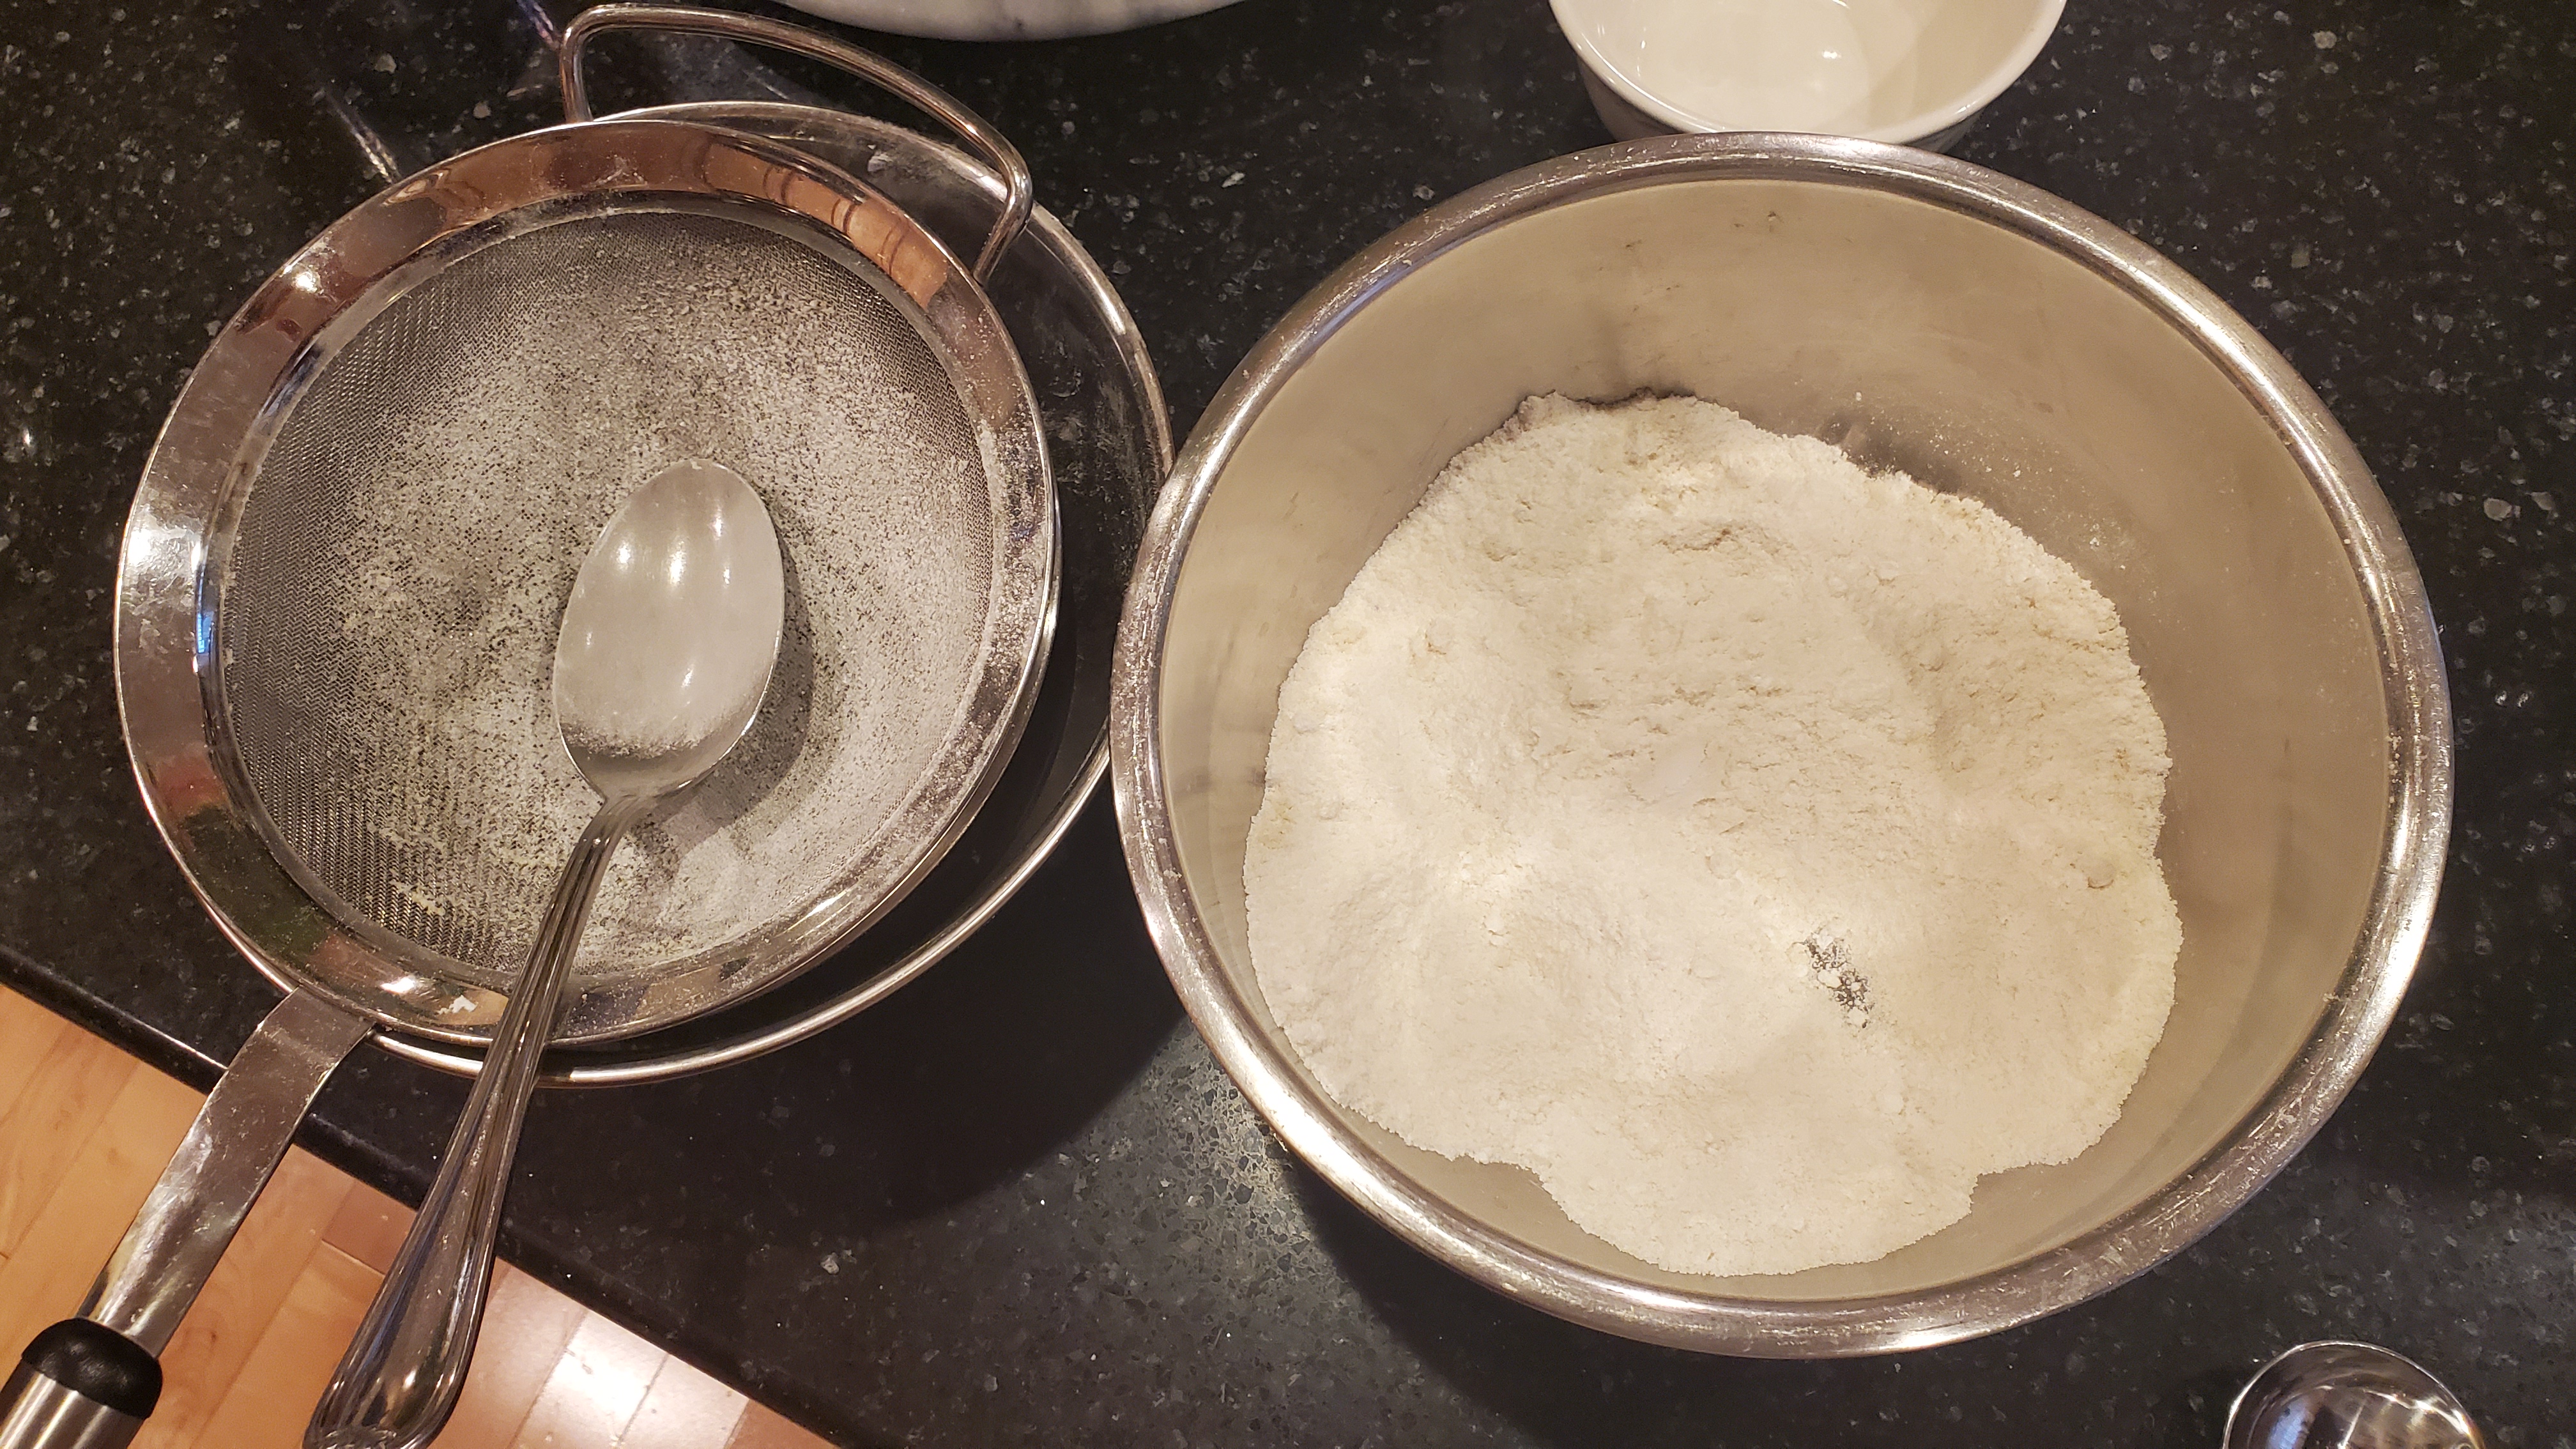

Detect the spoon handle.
xmin=304 ymin=794 xmax=649 ymax=1449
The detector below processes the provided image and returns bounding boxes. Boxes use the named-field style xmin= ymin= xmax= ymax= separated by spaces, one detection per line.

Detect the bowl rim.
xmin=1545 ymin=0 xmax=2067 ymax=146
xmin=1109 ymin=133 xmax=2453 ymax=1356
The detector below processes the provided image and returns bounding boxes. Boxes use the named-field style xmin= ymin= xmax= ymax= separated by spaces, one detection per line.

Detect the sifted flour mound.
xmin=1243 ymin=394 xmax=2181 ymax=1277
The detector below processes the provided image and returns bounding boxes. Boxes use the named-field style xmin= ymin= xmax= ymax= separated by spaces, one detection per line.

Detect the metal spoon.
xmin=2225 ymin=1340 xmax=2488 ymax=1449
xmin=307 ymin=459 xmax=786 ymax=1449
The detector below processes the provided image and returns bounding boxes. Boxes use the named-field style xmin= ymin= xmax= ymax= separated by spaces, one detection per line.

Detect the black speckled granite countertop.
xmin=3 ymin=0 xmax=2570 ymax=1443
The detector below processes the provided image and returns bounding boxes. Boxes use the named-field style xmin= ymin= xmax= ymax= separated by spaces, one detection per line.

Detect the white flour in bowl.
xmin=1243 ymin=393 xmax=2181 ymax=1277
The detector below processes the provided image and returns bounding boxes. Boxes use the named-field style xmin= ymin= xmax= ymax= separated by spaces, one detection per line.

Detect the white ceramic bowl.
xmin=1551 ymin=0 xmax=2065 ymax=151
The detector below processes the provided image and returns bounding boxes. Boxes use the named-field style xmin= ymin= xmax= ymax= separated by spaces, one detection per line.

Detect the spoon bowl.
xmin=554 ymin=457 xmax=787 ymax=799
xmin=2225 ymin=1341 xmax=2488 ymax=1449
xmin=308 ymin=459 xmax=786 ymax=1449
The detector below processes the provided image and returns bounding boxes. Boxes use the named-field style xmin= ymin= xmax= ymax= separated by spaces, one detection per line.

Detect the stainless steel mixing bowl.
xmin=1110 ymin=134 xmax=2452 ymax=1355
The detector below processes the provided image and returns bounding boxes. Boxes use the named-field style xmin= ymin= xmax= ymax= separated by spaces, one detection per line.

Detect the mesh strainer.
xmin=0 ymin=12 xmax=1056 ymax=1449
xmin=216 ymin=190 xmax=1045 ymax=1043
xmin=194 ymin=75 xmax=1055 ymax=1050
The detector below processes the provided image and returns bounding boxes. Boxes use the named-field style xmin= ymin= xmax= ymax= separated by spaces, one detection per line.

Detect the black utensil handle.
xmin=0 ymin=1319 xmax=157 ymax=1449
xmin=15 ymin=1322 xmax=158 ymax=1419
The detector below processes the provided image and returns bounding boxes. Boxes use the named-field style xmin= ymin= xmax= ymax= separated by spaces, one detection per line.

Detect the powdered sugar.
xmin=1245 ymin=394 xmax=2180 ymax=1276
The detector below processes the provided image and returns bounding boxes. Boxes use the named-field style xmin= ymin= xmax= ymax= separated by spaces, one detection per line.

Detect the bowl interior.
xmin=1554 ymin=0 xmax=2062 ymax=144
xmin=1152 ymin=172 xmax=2393 ymax=1308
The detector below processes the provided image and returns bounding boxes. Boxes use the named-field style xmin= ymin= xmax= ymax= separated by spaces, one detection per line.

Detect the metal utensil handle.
xmin=0 ymin=989 xmax=369 ymax=1449
xmin=558 ymin=3 xmax=1035 ymax=284
xmin=304 ymin=793 xmax=648 ymax=1449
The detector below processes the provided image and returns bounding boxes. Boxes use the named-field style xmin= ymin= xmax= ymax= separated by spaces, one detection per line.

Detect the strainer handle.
xmin=559 ymin=4 xmax=1035 ymax=284
xmin=0 ymin=990 xmax=369 ymax=1449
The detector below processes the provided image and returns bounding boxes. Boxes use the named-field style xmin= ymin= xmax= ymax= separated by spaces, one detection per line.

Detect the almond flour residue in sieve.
xmin=224 ymin=212 xmax=1006 ymax=998
xmin=1243 ymin=393 xmax=2182 ymax=1277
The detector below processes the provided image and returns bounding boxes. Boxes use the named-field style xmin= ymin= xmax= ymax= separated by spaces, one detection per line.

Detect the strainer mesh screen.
xmin=218 ymin=208 xmax=1000 ymax=993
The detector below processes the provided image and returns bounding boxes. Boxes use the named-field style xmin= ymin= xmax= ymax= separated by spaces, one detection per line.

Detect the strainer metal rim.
xmin=119 ymin=114 xmax=1055 ymax=1048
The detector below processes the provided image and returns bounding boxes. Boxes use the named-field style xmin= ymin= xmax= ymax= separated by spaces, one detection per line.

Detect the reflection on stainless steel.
xmin=1111 ymin=133 xmax=2452 ymax=1356
xmin=310 ymin=462 xmax=786 ymax=1449
xmin=309 ymin=82 xmax=404 ymax=185
xmin=80 ymin=992 xmax=374 ymax=1355
xmin=2225 ymin=1342 xmax=2488 ymax=1449
xmin=0 ymin=1364 xmax=143 ymax=1449
xmin=516 ymin=0 xmax=564 ymax=50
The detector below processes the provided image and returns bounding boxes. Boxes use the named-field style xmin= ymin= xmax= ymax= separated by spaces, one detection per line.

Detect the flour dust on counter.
xmin=1244 ymin=394 xmax=2181 ymax=1277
